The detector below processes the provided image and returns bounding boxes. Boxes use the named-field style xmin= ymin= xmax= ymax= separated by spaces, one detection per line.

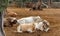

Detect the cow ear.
xmin=43 ymin=20 xmax=50 ymax=26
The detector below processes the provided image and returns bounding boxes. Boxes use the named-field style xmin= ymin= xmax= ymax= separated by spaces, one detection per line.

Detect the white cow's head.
xmin=36 ymin=20 xmax=50 ymax=32
xmin=42 ymin=20 xmax=50 ymax=32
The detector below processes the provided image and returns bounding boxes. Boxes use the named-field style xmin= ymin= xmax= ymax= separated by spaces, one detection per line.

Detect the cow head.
xmin=42 ymin=20 xmax=50 ymax=32
xmin=11 ymin=18 xmax=17 ymax=24
xmin=36 ymin=20 xmax=50 ymax=32
xmin=6 ymin=17 xmax=17 ymax=27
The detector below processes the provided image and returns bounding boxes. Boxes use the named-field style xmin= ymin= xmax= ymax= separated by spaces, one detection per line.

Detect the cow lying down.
xmin=17 ymin=16 xmax=43 ymax=24
xmin=15 ymin=20 xmax=50 ymax=33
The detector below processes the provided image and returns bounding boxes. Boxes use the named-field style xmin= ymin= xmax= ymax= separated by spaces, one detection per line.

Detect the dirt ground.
xmin=4 ymin=8 xmax=60 ymax=36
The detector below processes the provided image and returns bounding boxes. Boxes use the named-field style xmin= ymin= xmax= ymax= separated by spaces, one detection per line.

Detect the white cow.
xmin=12 ymin=16 xmax=50 ymax=33
xmin=16 ymin=20 xmax=50 ymax=33
xmin=17 ymin=16 xmax=43 ymax=24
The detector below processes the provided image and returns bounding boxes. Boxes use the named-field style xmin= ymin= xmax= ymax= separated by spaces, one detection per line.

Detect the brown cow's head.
xmin=7 ymin=17 xmax=17 ymax=27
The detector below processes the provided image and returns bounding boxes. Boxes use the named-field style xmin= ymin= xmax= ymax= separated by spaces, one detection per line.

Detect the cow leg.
xmin=17 ymin=25 xmax=22 ymax=33
xmin=27 ymin=29 xmax=34 ymax=33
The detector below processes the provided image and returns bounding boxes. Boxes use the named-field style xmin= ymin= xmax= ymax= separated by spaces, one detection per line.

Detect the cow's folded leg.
xmin=17 ymin=25 xmax=22 ymax=33
xmin=17 ymin=28 xmax=22 ymax=33
xmin=27 ymin=29 xmax=34 ymax=33
xmin=17 ymin=30 xmax=22 ymax=33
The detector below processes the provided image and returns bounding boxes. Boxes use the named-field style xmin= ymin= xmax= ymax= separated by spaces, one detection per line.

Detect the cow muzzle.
xmin=44 ymin=27 xmax=50 ymax=32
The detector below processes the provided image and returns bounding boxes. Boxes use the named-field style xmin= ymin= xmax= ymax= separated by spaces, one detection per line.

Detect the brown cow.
xmin=4 ymin=17 xmax=17 ymax=27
